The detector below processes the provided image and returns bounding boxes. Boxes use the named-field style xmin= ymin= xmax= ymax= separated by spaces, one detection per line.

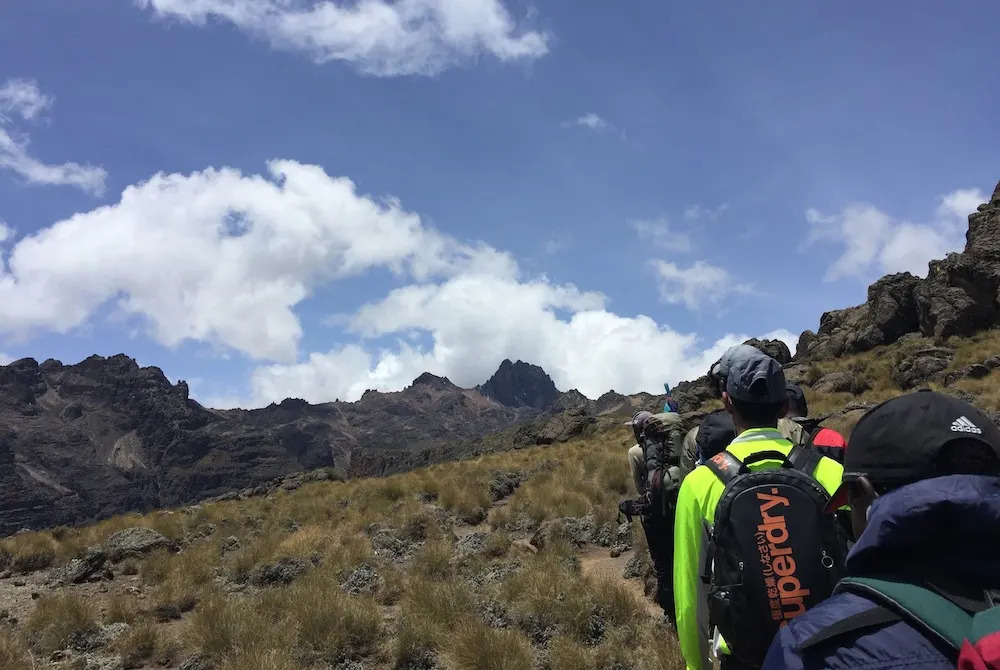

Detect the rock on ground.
xmin=248 ymin=556 xmax=311 ymax=586
xmin=104 ymin=527 xmax=175 ymax=561
xmin=50 ymin=548 xmax=108 ymax=586
xmin=340 ymin=565 xmax=380 ymax=596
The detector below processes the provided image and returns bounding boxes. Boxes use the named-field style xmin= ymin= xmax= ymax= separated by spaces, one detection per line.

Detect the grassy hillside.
xmin=0 ymin=429 xmax=682 ymax=670
xmin=5 ymin=327 xmax=1000 ymax=669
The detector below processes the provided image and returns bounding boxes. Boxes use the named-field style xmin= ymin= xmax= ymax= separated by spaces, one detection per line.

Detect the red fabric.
xmin=811 ymin=427 xmax=847 ymax=450
xmin=959 ymin=635 xmax=1000 ymax=670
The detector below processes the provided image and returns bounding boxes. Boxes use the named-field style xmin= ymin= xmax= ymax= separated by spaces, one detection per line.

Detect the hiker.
xmin=673 ymin=348 xmax=847 ymax=670
xmin=763 ymin=390 xmax=1000 ymax=670
xmin=623 ymin=408 xmax=685 ymax=623
xmin=681 ymin=351 xmax=806 ymax=477
xmin=784 ymin=382 xmax=848 ymax=464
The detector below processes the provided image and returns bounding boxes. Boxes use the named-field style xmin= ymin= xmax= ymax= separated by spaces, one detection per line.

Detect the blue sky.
xmin=0 ymin=0 xmax=998 ymax=407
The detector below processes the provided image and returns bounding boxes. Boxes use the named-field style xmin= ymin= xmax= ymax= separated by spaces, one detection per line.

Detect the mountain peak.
xmin=480 ymin=360 xmax=558 ymax=410
xmin=411 ymin=372 xmax=457 ymax=389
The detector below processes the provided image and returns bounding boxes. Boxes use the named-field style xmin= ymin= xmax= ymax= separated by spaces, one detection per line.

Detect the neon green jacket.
xmin=672 ymin=427 xmax=845 ymax=670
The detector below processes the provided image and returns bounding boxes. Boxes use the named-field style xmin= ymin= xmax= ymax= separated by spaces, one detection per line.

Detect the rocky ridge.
xmin=798 ymin=182 xmax=1000 ymax=360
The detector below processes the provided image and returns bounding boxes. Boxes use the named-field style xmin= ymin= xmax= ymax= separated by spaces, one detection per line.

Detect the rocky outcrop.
xmin=743 ymin=338 xmax=792 ymax=365
xmin=479 ymin=360 xmax=559 ymax=410
xmin=799 ymin=184 xmax=1000 ymax=360
xmin=0 ymin=356 xmax=558 ymax=534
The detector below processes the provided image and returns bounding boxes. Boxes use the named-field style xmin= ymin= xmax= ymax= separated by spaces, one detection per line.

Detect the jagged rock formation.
xmin=0 ymin=356 xmax=540 ymax=535
xmin=479 ymin=360 xmax=559 ymax=410
xmin=799 ymin=183 xmax=1000 ymax=360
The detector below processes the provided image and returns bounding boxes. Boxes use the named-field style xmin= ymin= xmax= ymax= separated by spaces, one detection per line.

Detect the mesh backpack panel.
xmin=703 ymin=445 xmax=848 ymax=667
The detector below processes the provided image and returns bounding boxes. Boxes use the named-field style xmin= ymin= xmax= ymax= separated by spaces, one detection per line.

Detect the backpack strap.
xmin=787 ymin=443 xmax=822 ymax=476
xmin=798 ymin=577 xmax=974 ymax=655
xmin=703 ymin=450 xmax=745 ymax=486
xmin=797 ymin=607 xmax=903 ymax=651
xmin=836 ymin=577 xmax=971 ymax=652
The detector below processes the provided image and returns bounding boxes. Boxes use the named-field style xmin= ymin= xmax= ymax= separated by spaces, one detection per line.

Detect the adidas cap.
xmin=825 ymin=389 xmax=1000 ymax=512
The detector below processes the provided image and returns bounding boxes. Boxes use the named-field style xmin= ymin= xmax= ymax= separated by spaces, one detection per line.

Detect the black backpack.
xmin=701 ymin=445 xmax=848 ymax=667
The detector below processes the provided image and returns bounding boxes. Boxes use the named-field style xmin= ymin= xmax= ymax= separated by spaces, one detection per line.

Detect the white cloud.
xmin=136 ymin=0 xmax=549 ymax=77
xmin=805 ymin=187 xmax=985 ymax=281
xmin=0 ymin=352 xmax=12 ymax=365
xmin=651 ymin=259 xmax=752 ymax=310
xmin=569 ymin=113 xmax=612 ymax=132
xmin=683 ymin=203 xmax=729 ymax=222
xmin=0 ymin=160 xmax=500 ymax=361
xmin=250 ymin=269 xmax=786 ymax=404
xmin=0 ymin=221 xmax=12 ymax=245
xmin=632 ymin=217 xmax=692 ymax=253
xmin=4 ymin=157 xmax=789 ymax=406
xmin=0 ymin=78 xmax=107 ymax=195
xmin=0 ymin=79 xmax=53 ymax=121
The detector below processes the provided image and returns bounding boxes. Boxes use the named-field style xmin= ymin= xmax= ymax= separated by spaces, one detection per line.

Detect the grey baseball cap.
xmin=624 ymin=410 xmax=653 ymax=428
xmin=725 ymin=349 xmax=787 ymax=403
xmin=715 ymin=344 xmax=764 ymax=380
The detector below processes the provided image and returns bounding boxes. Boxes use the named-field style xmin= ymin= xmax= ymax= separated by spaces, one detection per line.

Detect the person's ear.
xmin=722 ymin=392 xmax=734 ymax=414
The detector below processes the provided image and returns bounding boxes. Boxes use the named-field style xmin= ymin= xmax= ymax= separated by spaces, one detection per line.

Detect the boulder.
xmin=811 ymin=372 xmax=857 ymax=394
xmin=984 ymin=355 xmax=1000 ymax=371
xmin=340 ymin=565 xmax=380 ymax=596
xmin=529 ymin=516 xmax=595 ymax=550
xmin=50 ymin=548 xmax=108 ymax=586
xmin=944 ymin=364 xmax=992 ymax=387
xmin=892 ymin=348 xmax=954 ymax=389
xmin=743 ymin=338 xmax=792 ymax=364
xmin=104 ymin=528 xmax=175 ymax=561
xmin=248 ymin=556 xmax=310 ymax=586
xmin=867 ymin=273 xmax=922 ymax=344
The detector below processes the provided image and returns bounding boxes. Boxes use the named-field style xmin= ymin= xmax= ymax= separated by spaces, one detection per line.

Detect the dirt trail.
xmin=579 ymin=545 xmax=660 ymax=616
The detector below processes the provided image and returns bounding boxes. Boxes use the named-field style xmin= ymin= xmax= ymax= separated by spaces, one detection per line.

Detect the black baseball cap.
xmin=824 ymin=390 xmax=1000 ymax=512
xmin=786 ymin=382 xmax=808 ymax=416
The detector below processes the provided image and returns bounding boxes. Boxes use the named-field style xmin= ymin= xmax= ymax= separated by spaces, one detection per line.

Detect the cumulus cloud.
xmin=3 ymin=158 xmax=790 ymax=406
xmin=651 ymin=259 xmax=752 ymax=310
xmin=0 ymin=160 xmax=503 ymax=360
xmin=135 ymin=0 xmax=549 ymax=76
xmin=250 ymin=270 xmax=787 ymax=404
xmin=632 ymin=217 xmax=692 ymax=253
xmin=805 ymin=187 xmax=986 ymax=281
xmin=0 ymin=78 xmax=107 ymax=195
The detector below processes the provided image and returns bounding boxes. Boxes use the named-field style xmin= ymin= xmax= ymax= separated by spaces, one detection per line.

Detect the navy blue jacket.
xmin=763 ymin=475 xmax=1000 ymax=670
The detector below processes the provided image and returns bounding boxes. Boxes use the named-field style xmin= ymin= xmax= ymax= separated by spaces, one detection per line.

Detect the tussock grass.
xmin=104 ymin=595 xmax=140 ymax=625
xmin=1 ymin=532 xmax=57 ymax=573
xmin=411 ymin=538 xmax=454 ymax=579
xmin=0 ymin=635 xmax=33 ymax=669
xmin=502 ymin=553 xmax=594 ymax=641
xmin=24 ymin=593 xmax=98 ymax=654
xmin=285 ymin=575 xmax=382 ymax=662
xmin=444 ymin=621 xmax=534 ymax=670
xmin=185 ymin=590 xmax=295 ymax=662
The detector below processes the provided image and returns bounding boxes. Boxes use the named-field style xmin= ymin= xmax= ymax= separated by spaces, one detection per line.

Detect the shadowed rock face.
xmin=479 ymin=360 xmax=559 ymax=410
xmin=0 ymin=357 xmax=551 ymax=535
xmin=798 ymin=183 xmax=1000 ymax=360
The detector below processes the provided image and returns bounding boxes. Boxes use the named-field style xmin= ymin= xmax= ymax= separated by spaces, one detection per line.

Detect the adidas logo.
xmin=951 ymin=416 xmax=983 ymax=434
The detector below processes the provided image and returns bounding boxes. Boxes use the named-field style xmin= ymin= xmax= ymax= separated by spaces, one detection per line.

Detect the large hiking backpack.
xmin=702 ymin=445 xmax=848 ymax=667
xmin=641 ymin=412 xmax=686 ymax=517
xmin=789 ymin=416 xmax=847 ymax=464
xmin=800 ymin=577 xmax=1000 ymax=669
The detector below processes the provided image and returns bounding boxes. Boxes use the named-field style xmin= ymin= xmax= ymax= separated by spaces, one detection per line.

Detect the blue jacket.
xmin=763 ymin=475 xmax=1000 ymax=670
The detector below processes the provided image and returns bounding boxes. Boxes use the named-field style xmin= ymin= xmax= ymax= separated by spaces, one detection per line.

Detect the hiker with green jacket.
xmin=673 ymin=347 xmax=846 ymax=670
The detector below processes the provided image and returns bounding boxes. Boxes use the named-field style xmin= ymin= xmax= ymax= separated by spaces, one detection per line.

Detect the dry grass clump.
xmin=24 ymin=593 xmax=99 ymax=654
xmin=411 ymin=538 xmax=454 ymax=580
xmin=185 ymin=590 xmax=295 ymax=663
xmin=113 ymin=618 xmax=180 ymax=668
xmin=285 ymin=575 xmax=383 ymax=663
xmin=104 ymin=595 xmax=141 ymax=625
xmin=501 ymin=553 xmax=594 ymax=642
xmin=0 ymin=634 xmax=33 ymax=669
xmin=444 ymin=620 xmax=534 ymax=670
xmin=0 ymin=531 xmax=57 ymax=573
